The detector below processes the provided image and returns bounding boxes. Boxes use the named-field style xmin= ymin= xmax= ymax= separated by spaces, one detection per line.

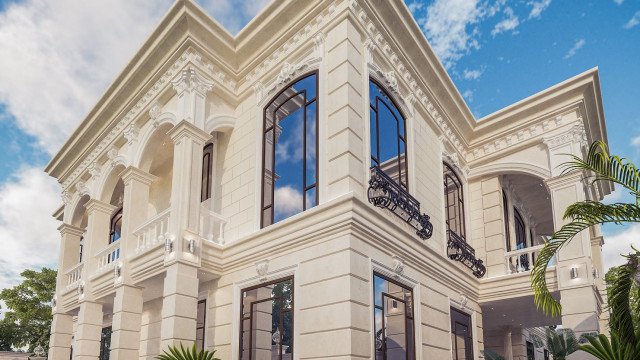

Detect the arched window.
xmin=109 ymin=207 xmax=123 ymax=244
xmin=261 ymin=73 xmax=318 ymax=227
xmin=201 ymin=143 xmax=213 ymax=202
xmin=443 ymin=163 xmax=465 ymax=240
xmin=503 ymin=190 xmax=511 ymax=252
xmin=369 ymin=79 xmax=408 ymax=189
xmin=514 ymin=208 xmax=526 ymax=250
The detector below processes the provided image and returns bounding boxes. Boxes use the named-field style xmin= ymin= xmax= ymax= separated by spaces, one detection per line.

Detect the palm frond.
xmin=606 ymin=253 xmax=639 ymax=347
xmin=562 ymin=140 xmax=640 ymax=200
xmin=580 ymin=333 xmax=640 ymax=360
xmin=156 ymin=343 xmax=220 ymax=360
xmin=532 ymin=202 xmax=640 ymax=316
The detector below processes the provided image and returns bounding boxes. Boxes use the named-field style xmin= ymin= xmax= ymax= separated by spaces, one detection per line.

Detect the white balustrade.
xmin=505 ymin=244 xmax=547 ymax=274
xmin=133 ymin=208 xmax=171 ymax=252
xmin=65 ymin=262 xmax=84 ymax=289
xmin=95 ymin=241 xmax=121 ymax=274
xmin=199 ymin=204 xmax=228 ymax=244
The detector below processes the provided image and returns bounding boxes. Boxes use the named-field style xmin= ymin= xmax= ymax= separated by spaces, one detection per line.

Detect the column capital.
xmin=544 ymin=171 xmax=585 ymax=191
xmin=120 ymin=166 xmax=158 ymax=186
xmin=85 ymin=198 xmax=118 ymax=215
xmin=58 ymin=223 xmax=85 ymax=237
xmin=168 ymin=120 xmax=211 ymax=144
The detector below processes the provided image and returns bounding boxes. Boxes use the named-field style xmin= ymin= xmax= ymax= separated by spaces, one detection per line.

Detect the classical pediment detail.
xmin=543 ymin=123 xmax=587 ymax=149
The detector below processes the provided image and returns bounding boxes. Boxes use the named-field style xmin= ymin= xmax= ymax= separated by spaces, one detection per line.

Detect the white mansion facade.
xmin=46 ymin=1 xmax=610 ymax=359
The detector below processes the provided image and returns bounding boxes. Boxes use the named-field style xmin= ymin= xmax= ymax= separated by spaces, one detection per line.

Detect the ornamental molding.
xmin=172 ymin=67 xmax=214 ymax=96
xmin=243 ymin=0 xmax=339 ymax=85
xmin=123 ymin=124 xmax=140 ymax=146
xmin=256 ymin=56 xmax=322 ymax=105
xmin=351 ymin=0 xmax=466 ymax=157
xmin=542 ymin=122 xmax=587 ymax=149
xmin=255 ymin=259 xmax=269 ymax=281
xmin=391 ymin=255 xmax=405 ymax=278
xmin=61 ymin=48 xmax=230 ymax=193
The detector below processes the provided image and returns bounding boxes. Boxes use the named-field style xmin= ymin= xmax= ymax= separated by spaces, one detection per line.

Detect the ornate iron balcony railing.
xmin=447 ymin=230 xmax=486 ymax=278
xmin=367 ymin=166 xmax=433 ymax=240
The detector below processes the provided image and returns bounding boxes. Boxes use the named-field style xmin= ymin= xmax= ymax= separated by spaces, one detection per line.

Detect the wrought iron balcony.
xmin=367 ymin=166 xmax=433 ymax=240
xmin=447 ymin=230 xmax=486 ymax=278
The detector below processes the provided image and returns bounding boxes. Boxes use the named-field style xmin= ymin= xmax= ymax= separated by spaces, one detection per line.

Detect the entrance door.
xmin=451 ymin=308 xmax=473 ymax=360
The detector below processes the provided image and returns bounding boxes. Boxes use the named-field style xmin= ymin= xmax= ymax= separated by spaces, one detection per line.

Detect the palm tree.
xmin=529 ymin=140 xmax=640 ymax=358
xmin=544 ymin=327 xmax=579 ymax=360
xmin=157 ymin=343 xmax=221 ymax=360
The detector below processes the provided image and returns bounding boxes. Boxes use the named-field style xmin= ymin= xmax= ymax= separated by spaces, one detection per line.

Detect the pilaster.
xmin=48 ymin=312 xmax=74 ymax=360
xmin=109 ymin=285 xmax=144 ymax=360
xmin=160 ymin=262 xmax=199 ymax=350
xmin=83 ymin=199 xmax=118 ymax=300
xmin=74 ymin=301 xmax=104 ymax=360
xmin=171 ymin=67 xmax=214 ymax=130
xmin=167 ymin=120 xmax=210 ymax=259
xmin=56 ymin=224 xmax=85 ymax=292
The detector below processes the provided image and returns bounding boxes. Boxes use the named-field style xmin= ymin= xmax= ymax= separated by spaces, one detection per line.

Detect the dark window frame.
xmin=443 ymin=162 xmax=466 ymax=241
xmin=450 ymin=307 xmax=474 ymax=360
xmin=373 ymin=272 xmax=416 ymax=360
xmin=514 ymin=208 xmax=526 ymax=250
xmin=260 ymin=72 xmax=319 ymax=228
xmin=109 ymin=207 xmax=123 ymax=244
xmin=503 ymin=191 xmax=511 ymax=252
xmin=196 ymin=299 xmax=206 ymax=352
xmin=526 ymin=341 xmax=535 ymax=360
xmin=201 ymin=143 xmax=214 ymax=202
xmin=98 ymin=326 xmax=112 ymax=360
xmin=369 ymin=78 xmax=409 ymax=190
xmin=238 ymin=276 xmax=295 ymax=360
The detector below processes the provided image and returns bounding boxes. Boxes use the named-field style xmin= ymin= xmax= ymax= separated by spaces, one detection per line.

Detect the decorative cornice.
xmin=58 ymin=223 xmax=85 ymax=237
xmin=123 ymin=124 xmax=140 ymax=146
xmin=84 ymin=199 xmax=117 ymax=215
xmin=350 ymin=0 xmax=466 ymax=157
xmin=60 ymin=48 xmax=230 ymax=192
xmin=168 ymin=120 xmax=211 ymax=144
xmin=543 ymin=122 xmax=587 ymax=149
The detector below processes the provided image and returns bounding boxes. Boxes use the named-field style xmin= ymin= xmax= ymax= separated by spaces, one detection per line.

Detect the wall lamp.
xmin=164 ymin=235 xmax=174 ymax=253
xmin=570 ymin=266 xmax=579 ymax=279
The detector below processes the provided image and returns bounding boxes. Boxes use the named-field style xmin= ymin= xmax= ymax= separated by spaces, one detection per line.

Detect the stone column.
xmin=119 ymin=166 xmax=157 ymax=256
xmin=502 ymin=326 xmax=513 ymax=360
xmin=475 ymin=176 xmax=510 ymax=277
xmin=171 ymin=67 xmax=213 ymax=131
xmin=55 ymin=224 xmax=84 ymax=293
xmin=545 ymin=171 xmax=600 ymax=341
xmin=325 ymin=17 xmax=367 ymax=200
xmin=160 ymin=262 xmax=200 ymax=350
xmin=167 ymin=120 xmax=210 ymax=256
xmin=48 ymin=312 xmax=74 ymax=360
xmin=109 ymin=285 xmax=144 ymax=360
xmin=74 ymin=301 xmax=104 ymax=360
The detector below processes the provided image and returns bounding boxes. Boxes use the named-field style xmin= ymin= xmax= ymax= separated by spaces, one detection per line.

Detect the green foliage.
xmin=481 ymin=349 xmax=505 ymax=360
xmin=0 ymin=321 xmax=14 ymax=351
xmin=580 ymin=334 xmax=640 ymax=360
xmin=156 ymin=343 xmax=221 ymax=360
xmin=605 ymin=262 xmax=640 ymax=336
xmin=545 ymin=327 xmax=580 ymax=360
xmin=0 ymin=268 xmax=57 ymax=351
xmin=531 ymin=141 xmax=640 ymax=316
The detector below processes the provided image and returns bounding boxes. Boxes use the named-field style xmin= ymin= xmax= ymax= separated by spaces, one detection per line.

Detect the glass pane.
xmin=251 ymin=299 xmax=276 ymax=360
xmin=263 ymin=130 xmax=274 ymax=208
xmin=293 ymin=74 xmax=316 ymax=102
xmin=374 ymin=275 xmax=386 ymax=307
xmin=262 ymin=207 xmax=273 ymax=228
xmin=305 ymin=187 xmax=316 ymax=210
xmin=375 ymin=307 xmax=384 ymax=360
xmin=399 ymin=140 xmax=407 ymax=187
xmin=305 ymin=101 xmax=317 ymax=188
xmin=282 ymin=311 xmax=293 ymax=357
xmin=378 ymin=102 xmax=400 ymax=181
xmin=197 ymin=301 xmax=206 ymax=327
xmin=196 ymin=328 xmax=205 ymax=351
xmin=384 ymin=295 xmax=407 ymax=360
xmin=370 ymin=107 xmax=378 ymax=167
xmin=274 ymin=103 xmax=304 ymax=224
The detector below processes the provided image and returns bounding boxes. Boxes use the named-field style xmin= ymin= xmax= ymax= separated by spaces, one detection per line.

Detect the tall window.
xmin=373 ymin=273 xmax=415 ymax=360
xmin=514 ymin=208 xmax=526 ymax=250
xmin=99 ymin=326 xmax=112 ymax=360
xmin=240 ymin=277 xmax=293 ymax=360
xmin=451 ymin=308 xmax=473 ymax=360
xmin=526 ymin=341 xmax=535 ymax=360
xmin=502 ymin=191 xmax=511 ymax=252
xmin=109 ymin=208 xmax=123 ymax=244
xmin=261 ymin=73 xmax=318 ymax=227
xmin=444 ymin=163 xmax=465 ymax=240
xmin=369 ymin=80 xmax=408 ymax=189
xmin=79 ymin=236 xmax=84 ymax=263
xmin=201 ymin=143 xmax=213 ymax=202
xmin=196 ymin=300 xmax=206 ymax=352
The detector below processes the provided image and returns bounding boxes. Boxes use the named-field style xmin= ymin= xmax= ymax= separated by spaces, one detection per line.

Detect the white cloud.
xmin=0 ymin=167 xmax=61 ymax=291
xmin=492 ymin=6 xmax=520 ymax=36
xmin=631 ymin=135 xmax=640 ymax=147
xmin=613 ymin=0 xmax=624 ymax=5
xmin=419 ymin=0 xmax=504 ymax=69
xmin=527 ymin=0 xmax=552 ymax=20
xmin=462 ymin=89 xmax=474 ymax=102
xmin=563 ymin=38 xmax=586 ymax=59
xmin=602 ymin=224 xmax=640 ymax=271
xmin=274 ymin=186 xmax=303 ymax=219
xmin=0 ymin=0 xmax=269 ymax=156
xmin=624 ymin=11 xmax=640 ymax=29
xmin=463 ymin=68 xmax=484 ymax=80
xmin=0 ymin=0 xmax=174 ymax=155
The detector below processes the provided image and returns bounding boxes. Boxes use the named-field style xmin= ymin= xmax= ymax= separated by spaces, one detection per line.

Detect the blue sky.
xmin=0 ymin=0 xmax=638 ymax=294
